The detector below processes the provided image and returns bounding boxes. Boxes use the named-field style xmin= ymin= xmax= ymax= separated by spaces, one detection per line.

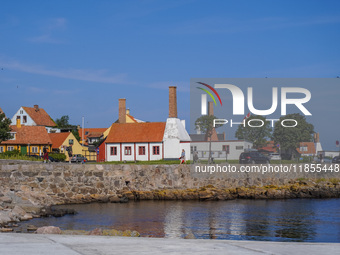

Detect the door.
xmin=21 ymin=146 xmax=27 ymax=155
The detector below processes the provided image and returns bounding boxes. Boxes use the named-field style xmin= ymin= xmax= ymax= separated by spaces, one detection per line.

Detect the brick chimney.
xmin=169 ymin=86 xmax=177 ymax=118
xmin=34 ymin=105 xmax=39 ymax=111
xmin=118 ymin=99 xmax=126 ymax=123
xmin=208 ymin=101 xmax=214 ymax=116
xmin=314 ymin=132 xmax=320 ymax=143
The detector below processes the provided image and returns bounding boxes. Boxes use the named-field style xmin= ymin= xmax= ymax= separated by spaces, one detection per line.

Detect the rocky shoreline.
xmin=1 ymin=178 xmax=339 ymax=233
xmin=0 ymin=161 xmax=339 ymax=234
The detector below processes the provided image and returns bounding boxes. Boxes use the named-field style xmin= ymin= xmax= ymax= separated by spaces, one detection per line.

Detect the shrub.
xmin=49 ymin=153 xmax=66 ymax=162
xmin=2 ymin=150 xmax=20 ymax=157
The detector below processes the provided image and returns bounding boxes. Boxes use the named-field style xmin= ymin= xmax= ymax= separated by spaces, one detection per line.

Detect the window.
xmin=85 ymin=131 xmax=89 ymax=135
xmin=20 ymin=110 xmax=23 ymax=114
xmin=222 ymin=145 xmax=230 ymax=154
xmin=190 ymin=146 xmax=197 ymax=153
xmin=16 ymin=116 xmax=20 ymax=120
xmin=153 ymin=146 xmax=160 ymax=155
xmin=124 ymin=146 xmax=132 ymax=155
xmin=8 ymin=146 xmax=14 ymax=151
xmin=69 ymin=139 xmax=74 ymax=145
xmin=0 ymin=147 xmax=3 ymax=153
xmin=236 ymin=146 xmax=243 ymax=150
xmin=9 ymin=132 xmax=16 ymax=140
xmin=23 ymin=116 xmax=27 ymax=123
xmin=138 ymin=146 xmax=145 ymax=155
xmin=110 ymin=146 xmax=117 ymax=156
xmin=300 ymin=146 xmax=307 ymax=152
xmin=32 ymin=147 xmax=38 ymax=153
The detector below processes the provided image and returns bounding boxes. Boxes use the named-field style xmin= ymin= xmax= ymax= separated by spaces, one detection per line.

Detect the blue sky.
xmin=0 ymin=0 xmax=339 ymax=150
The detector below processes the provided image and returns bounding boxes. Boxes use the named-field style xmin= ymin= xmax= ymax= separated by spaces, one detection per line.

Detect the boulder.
xmin=12 ymin=206 xmax=26 ymax=218
xmin=109 ymin=196 xmax=120 ymax=203
xmin=0 ymin=227 xmax=13 ymax=232
xmin=36 ymin=226 xmax=62 ymax=234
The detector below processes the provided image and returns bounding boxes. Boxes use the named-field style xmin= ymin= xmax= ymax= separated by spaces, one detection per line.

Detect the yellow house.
xmin=77 ymin=127 xmax=112 ymax=161
xmin=48 ymin=132 xmax=84 ymax=161
xmin=0 ymin=120 xmax=52 ymax=155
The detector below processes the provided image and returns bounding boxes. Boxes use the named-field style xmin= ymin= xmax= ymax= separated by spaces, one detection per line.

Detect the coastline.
xmin=0 ymin=161 xmax=339 ymax=232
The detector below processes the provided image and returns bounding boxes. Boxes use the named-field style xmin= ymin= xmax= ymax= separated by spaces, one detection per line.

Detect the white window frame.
xmin=32 ymin=147 xmax=38 ymax=153
xmin=0 ymin=146 xmax=3 ymax=153
xmin=8 ymin=146 xmax=14 ymax=151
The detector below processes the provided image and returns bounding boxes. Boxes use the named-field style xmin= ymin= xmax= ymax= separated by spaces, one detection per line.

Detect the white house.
xmin=104 ymin=86 xmax=191 ymax=162
xmin=105 ymin=122 xmax=166 ymax=161
xmin=190 ymin=140 xmax=253 ymax=160
xmin=11 ymin=105 xmax=60 ymax=133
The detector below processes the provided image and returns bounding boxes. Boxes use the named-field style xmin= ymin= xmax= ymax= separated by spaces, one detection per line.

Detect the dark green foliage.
xmin=49 ymin=153 xmax=66 ymax=162
xmin=273 ymin=113 xmax=314 ymax=155
xmin=0 ymin=113 xmax=12 ymax=143
xmin=235 ymin=115 xmax=272 ymax=149
xmin=1 ymin=149 xmax=20 ymax=157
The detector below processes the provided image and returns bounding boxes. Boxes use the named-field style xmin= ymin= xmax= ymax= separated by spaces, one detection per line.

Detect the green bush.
xmin=49 ymin=153 xmax=66 ymax=162
xmin=2 ymin=150 xmax=20 ymax=157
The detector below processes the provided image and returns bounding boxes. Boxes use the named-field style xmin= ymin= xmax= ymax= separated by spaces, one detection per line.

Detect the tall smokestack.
xmin=208 ymin=101 xmax=214 ymax=116
xmin=118 ymin=98 xmax=126 ymax=123
xmin=169 ymin=86 xmax=177 ymax=118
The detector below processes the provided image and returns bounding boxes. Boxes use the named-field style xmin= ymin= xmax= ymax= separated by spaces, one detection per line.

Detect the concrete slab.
xmin=0 ymin=233 xmax=339 ymax=255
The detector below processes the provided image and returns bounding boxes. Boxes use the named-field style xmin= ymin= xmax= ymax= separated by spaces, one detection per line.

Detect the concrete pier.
xmin=0 ymin=233 xmax=339 ymax=255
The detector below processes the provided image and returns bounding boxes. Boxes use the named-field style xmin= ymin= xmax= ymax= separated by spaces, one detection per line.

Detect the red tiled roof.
xmin=23 ymin=106 xmax=56 ymax=127
xmin=49 ymin=132 xmax=71 ymax=149
xmin=297 ymin=142 xmax=316 ymax=155
xmin=1 ymin=125 xmax=52 ymax=145
xmin=78 ymin=128 xmax=107 ymax=138
xmin=258 ymin=141 xmax=277 ymax=153
xmin=87 ymin=132 xmax=103 ymax=138
xmin=106 ymin=122 xmax=166 ymax=143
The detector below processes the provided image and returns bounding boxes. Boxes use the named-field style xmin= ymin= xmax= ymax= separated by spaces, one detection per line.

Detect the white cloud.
xmin=27 ymin=17 xmax=67 ymax=44
xmin=0 ymin=60 xmax=128 ymax=84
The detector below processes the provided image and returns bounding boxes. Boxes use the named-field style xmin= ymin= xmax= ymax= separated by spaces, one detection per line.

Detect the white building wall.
xmin=106 ymin=143 xmax=121 ymax=161
xmin=11 ymin=107 xmax=36 ymax=126
xmin=190 ymin=141 xmax=253 ymax=160
xmin=135 ymin=143 xmax=149 ymax=161
xmin=121 ymin=143 xmax=135 ymax=161
xmin=106 ymin=142 xmax=163 ymax=161
xmin=163 ymin=118 xmax=191 ymax=159
xmin=149 ymin=142 xmax=163 ymax=161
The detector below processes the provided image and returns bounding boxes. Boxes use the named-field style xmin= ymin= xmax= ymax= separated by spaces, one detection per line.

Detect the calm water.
xmin=18 ymin=199 xmax=340 ymax=242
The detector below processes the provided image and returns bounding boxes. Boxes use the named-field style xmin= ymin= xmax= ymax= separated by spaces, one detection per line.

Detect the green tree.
xmin=273 ymin=113 xmax=314 ymax=156
xmin=71 ymin=130 xmax=81 ymax=142
xmin=55 ymin=115 xmax=72 ymax=128
xmin=195 ymin=115 xmax=222 ymax=163
xmin=235 ymin=115 xmax=272 ymax=149
xmin=0 ymin=113 xmax=12 ymax=143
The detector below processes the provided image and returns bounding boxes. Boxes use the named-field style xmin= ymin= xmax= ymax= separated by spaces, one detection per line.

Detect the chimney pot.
xmin=34 ymin=105 xmax=39 ymax=111
xmin=118 ymin=99 xmax=126 ymax=123
xmin=16 ymin=118 xmax=21 ymax=128
xmin=169 ymin=86 xmax=177 ymax=118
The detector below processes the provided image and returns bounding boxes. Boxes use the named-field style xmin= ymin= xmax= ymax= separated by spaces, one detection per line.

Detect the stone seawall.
xmin=0 ymin=162 xmax=339 ymax=206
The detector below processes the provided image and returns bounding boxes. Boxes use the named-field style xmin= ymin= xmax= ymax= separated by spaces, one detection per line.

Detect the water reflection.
xmin=17 ymin=199 xmax=340 ymax=242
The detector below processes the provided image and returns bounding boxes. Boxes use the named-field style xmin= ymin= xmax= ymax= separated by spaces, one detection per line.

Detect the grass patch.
xmin=0 ymin=154 xmax=42 ymax=161
xmin=89 ymin=159 xmax=188 ymax=165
